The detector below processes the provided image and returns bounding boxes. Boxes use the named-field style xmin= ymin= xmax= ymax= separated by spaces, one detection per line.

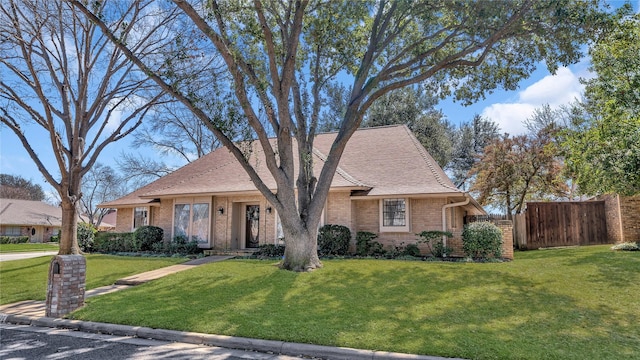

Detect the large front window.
xmin=380 ymin=198 xmax=410 ymax=232
xmin=174 ymin=200 xmax=210 ymax=244
xmin=133 ymin=207 xmax=149 ymax=229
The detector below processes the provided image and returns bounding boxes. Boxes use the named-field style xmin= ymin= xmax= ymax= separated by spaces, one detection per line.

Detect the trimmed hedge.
xmin=0 ymin=236 xmax=30 ymax=244
xmin=93 ymin=232 xmax=136 ymax=253
xmin=134 ymin=226 xmax=164 ymax=251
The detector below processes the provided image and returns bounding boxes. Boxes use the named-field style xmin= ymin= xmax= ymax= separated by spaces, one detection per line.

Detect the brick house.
xmin=101 ymin=125 xmax=493 ymax=256
xmin=0 ymin=198 xmax=62 ymax=242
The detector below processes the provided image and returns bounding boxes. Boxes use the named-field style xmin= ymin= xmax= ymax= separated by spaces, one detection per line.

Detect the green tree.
xmin=449 ymin=114 xmax=500 ymax=189
xmin=74 ymin=0 xmax=609 ymax=271
xmin=0 ymin=174 xmax=46 ymax=201
xmin=563 ymin=12 xmax=640 ymax=196
xmin=362 ymin=86 xmax=454 ymax=167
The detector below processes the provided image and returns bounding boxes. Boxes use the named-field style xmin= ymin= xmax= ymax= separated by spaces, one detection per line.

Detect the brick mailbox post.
xmin=46 ymin=255 xmax=86 ymax=318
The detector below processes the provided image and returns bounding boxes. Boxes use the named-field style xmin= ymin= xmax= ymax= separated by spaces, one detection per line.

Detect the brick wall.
xmin=599 ymin=194 xmax=640 ymax=243
xmin=620 ymin=195 xmax=640 ymax=242
xmin=114 ymin=208 xmax=132 ymax=233
xmin=156 ymin=201 xmax=173 ymax=243
xmin=352 ymin=197 xmax=463 ymax=256
xmin=494 ymin=220 xmax=514 ymax=260
xmin=601 ymin=194 xmax=622 ymax=243
xmin=326 ymin=191 xmax=351 ymax=228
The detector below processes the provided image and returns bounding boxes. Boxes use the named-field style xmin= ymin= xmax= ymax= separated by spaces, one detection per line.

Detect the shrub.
xmin=133 ymin=226 xmax=164 ymax=251
xmin=49 ymin=230 xmax=60 ymax=243
xmin=403 ymin=243 xmax=422 ymax=257
xmin=0 ymin=236 xmax=29 ymax=244
xmin=166 ymin=235 xmax=200 ymax=255
xmin=93 ymin=232 xmax=135 ymax=253
xmin=386 ymin=242 xmax=421 ymax=258
xmin=254 ymin=244 xmax=285 ymax=258
xmin=77 ymin=222 xmax=97 ymax=252
xmin=462 ymin=222 xmax=503 ymax=260
xmin=417 ymin=230 xmax=453 ymax=258
xmin=317 ymin=224 xmax=351 ymax=257
xmin=355 ymin=231 xmax=385 ymax=257
xmin=610 ymin=242 xmax=640 ymax=251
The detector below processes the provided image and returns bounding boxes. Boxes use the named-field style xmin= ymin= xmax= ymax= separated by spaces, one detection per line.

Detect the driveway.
xmin=0 ymin=251 xmax=57 ymax=262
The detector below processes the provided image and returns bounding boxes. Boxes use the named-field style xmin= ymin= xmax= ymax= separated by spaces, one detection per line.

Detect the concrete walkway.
xmin=0 ymin=254 xmax=457 ymax=360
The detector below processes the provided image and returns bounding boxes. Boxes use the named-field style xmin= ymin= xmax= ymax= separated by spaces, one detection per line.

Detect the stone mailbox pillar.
xmin=46 ymin=255 xmax=86 ymax=318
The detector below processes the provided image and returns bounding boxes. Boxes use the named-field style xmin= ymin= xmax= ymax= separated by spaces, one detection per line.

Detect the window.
xmin=3 ymin=226 xmax=21 ymax=236
xmin=380 ymin=198 xmax=410 ymax=232
xmin=133 ymin=207 xmax=149 ymax=229
xmin=173 ymin=200 xmax=210 ymax=244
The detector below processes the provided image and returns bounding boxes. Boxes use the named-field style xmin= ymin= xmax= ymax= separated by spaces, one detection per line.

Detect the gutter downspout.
xmin=441 ymin=194 xmax=471 ymax=256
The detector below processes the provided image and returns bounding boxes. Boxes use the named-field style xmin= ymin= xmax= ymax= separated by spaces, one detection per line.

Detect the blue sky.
xmin=1 ymin=0 xmax=637 ymax=198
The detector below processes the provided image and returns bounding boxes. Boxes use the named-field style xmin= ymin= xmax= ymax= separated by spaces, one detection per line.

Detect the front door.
xmin=245 ymin=205 xmax=260 ymax=248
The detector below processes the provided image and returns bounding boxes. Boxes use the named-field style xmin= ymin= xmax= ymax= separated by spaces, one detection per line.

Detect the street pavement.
xmin=0 ymin=251 xmax=57 ymax=262
xmin=0 ymin=324 xmax=309 ymax=360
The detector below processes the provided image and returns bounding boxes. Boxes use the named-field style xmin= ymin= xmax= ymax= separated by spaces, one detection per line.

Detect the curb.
xmin=0 ymin=313 xmax=461 ymax=360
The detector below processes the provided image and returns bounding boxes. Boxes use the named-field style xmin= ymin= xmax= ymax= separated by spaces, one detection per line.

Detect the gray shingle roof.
xmin=102 ymin=125 xmax=471 ymax=207
xmin=0 ymin=199 xmax=62 ymax=226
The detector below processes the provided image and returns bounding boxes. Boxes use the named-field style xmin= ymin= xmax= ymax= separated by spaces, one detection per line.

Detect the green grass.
xmin=0 ymin=254 xmax=186 ymax=305
xmin=69 ymin=245 xmax=639 ymax=360
xmin=0 ymin=243 xmax=59 ymax=253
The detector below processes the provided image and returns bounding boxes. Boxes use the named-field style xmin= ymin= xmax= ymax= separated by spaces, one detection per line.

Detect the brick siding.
xmin=599 ymin=194 xmax=640 ymax=243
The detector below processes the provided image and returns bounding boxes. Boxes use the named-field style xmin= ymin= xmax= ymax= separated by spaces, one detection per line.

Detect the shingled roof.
xmin=101 ymin=125 xmax=470 ymax=207
xmin=0 ymin=199 xmax=62 ymax=227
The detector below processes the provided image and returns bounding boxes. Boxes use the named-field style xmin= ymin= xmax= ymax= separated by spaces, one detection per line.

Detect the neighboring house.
xmin=79 ymin=209 xmax=117 ymax=232
xmin=0 ymin=198 xmax=62 ymax=242
xmin=101 ymin=125 xmax=489 ymax=256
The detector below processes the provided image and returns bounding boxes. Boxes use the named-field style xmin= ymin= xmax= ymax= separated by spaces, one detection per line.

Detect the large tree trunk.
xmin=280 ymin=224 xmax=322 ymax=272
xmin=58 ymin=198 xmax=81 ymax=255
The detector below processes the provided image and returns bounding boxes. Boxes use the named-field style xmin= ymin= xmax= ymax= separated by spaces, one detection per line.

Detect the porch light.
xmin=266 ymin=206 xmax=272 ymax=214
xmin=218 ymin=207 xmax=224 ymax=215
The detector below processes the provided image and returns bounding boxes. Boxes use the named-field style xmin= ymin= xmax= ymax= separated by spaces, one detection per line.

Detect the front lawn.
xmin=70 ymin=245 xmax=640 ymax=360
xmin=0 ymin=243 xmax=59 ymax=253
xmin=0 ymin=255 xmax=186 ymax=305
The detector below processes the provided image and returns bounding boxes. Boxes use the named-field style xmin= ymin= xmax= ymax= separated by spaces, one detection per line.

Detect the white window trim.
xmin=132 ymin=206 xmax=149 ymax=231
xmin=379 ymin=198 xmax=410 ymax=233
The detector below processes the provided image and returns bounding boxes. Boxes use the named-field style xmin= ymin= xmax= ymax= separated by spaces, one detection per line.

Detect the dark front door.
xmin=245 ymin=205 xmax=260 ymax=248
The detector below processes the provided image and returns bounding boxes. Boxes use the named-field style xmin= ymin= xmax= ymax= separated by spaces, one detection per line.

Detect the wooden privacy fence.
xmin=521 ymin=201 xmax=607 ymax=249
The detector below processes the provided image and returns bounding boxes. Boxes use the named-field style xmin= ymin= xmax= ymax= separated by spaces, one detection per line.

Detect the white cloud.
xmin=481 ymin=67 xmax=584 ymax=135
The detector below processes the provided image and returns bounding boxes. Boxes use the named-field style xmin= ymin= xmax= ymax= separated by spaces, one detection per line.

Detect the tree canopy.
xmin=562 ymin=11 xmax=640 ymax=196
xmin=0 ymin=174 xmax=46 ymax=201
xmin=73 ymin=0 xmax=611 ymax=271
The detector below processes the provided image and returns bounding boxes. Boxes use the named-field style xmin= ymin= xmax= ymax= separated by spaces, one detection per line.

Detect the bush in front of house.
xmin=417 ymin=230 xmax=453 ymax=258
xmin=78 ymin=222 xmax=97 ymax=252
xmin=158 ymin=235 xmax=201 ymax=255
xmin=253 ymin=244 xmax=286 ymax=259
xmin=386 ymin=241 xmax=421 ymax=258
xmin=462 ymin=221 xmax=503 ymax=260
xmin=317 ymin=224 xmax=351 ymax=257
xmin=355 ymin=231 xmax=385 ymax=257
xmin=0 ymin=236 xmax=30 ymax=244
xmin=93 ymin=232 xmax=136 ymax=253
xmin=133 ymin=226 xmax=164 ymax=251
